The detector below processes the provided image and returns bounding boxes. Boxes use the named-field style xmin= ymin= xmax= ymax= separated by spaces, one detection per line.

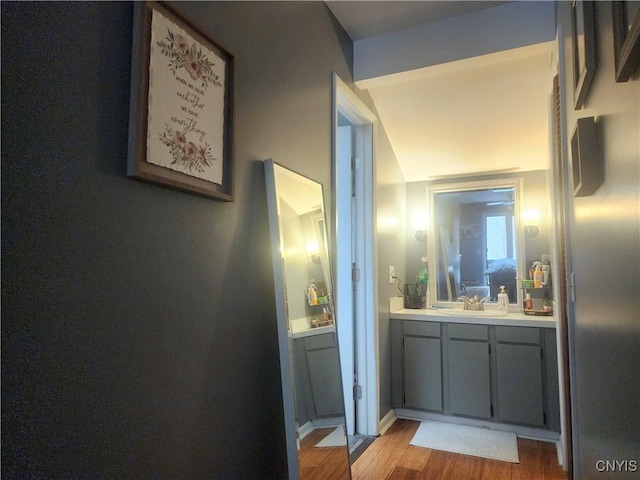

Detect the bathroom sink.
xmin=435 ymin=309 xmax=508 ymax=317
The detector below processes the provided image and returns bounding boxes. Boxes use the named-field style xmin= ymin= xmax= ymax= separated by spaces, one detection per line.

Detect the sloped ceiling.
xmin=326 ymin=1 xmax=508 ymax=41
xmin=326 ymin=1 xmax=554 ymax=182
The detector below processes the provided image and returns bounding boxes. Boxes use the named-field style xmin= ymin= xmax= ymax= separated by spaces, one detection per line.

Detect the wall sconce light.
xmin=413 ymin=211 xmax=429 ymax=242
xmin=522 ymin=209 xmax=541 ymax=239
xmin=305 ymin=241 xmax=321 ymax=264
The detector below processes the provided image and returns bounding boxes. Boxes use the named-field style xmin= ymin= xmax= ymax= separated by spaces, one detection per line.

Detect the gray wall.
xmin=370 ymin=87 xmax=408 ymax=421
xmin=1 ymin=1 xmax=366 ymax=477
xmin=557 ymin=2 xmax=640 ymax=478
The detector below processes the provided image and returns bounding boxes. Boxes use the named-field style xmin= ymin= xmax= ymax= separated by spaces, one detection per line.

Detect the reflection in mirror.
xmin=264 ymin=160 xmax=350 ymax=480
xmin=428 ymin=179 xmax=524 ymax=305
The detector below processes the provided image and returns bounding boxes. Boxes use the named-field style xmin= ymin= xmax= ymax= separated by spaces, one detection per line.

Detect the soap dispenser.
xmin=497 ymin=285 xmax=509 ymax=313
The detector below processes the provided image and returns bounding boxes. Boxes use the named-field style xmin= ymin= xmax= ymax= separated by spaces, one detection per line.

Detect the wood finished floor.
xmin=298 ymin=427 xmax=351 ymax=480
xmin=350 ymin=419 xmax=568 ymax=480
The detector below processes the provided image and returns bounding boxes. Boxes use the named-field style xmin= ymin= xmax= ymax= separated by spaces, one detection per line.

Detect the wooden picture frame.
xmin=612 ymin=1 xmax=640 ymax=82
xmin=571 ymin=0 xmax=597 ymax=109
xmin=571 ymin=117 xmax=602 ymax=197
xmin=128 ymin=1 xmax=235 ymax=201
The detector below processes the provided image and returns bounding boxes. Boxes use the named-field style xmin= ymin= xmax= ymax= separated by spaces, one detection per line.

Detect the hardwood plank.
xmin=388 ymin=465 xmax=422 ymax=480
xmin=304 ymin=447 xmax=350 ymax=480
xmin=298 ymin=432 xmax=331 ymax=469
xmin=351 ymin=424 xmax=400 ymax=479
xmin=419 ymin=449 xmax=457 ymax=480
xmin=449 ymin=454 xmax=484 ymax=480
xmin=512 ymin=438 xmax=542 ymax=480
xmin=397 ymin=445 xmax=432 ymax=472
xmin=298 ymin=427 xmax=351 ymax=478
xmin=540 ymin=440 xmax=567 ymax=480
xmin=480 ymin=459 xmax=512 ymax=480
xmin=352 ymin=420 xmax=419 ymax=480
xmin=350 ymin=419 xmax=567 ymax=480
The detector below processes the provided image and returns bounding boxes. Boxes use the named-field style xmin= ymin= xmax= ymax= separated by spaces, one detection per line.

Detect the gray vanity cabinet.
xmin=294 ymin=333 xmax=344 ymax=418
xmin=391 ymin=318 xmax=561 ymax=432
xmin=393 ymin=321 xmax=443 ymax=412
xmin=447 ymin=324 xmax=492 ymax=418
xmin=495 ymin=327 xmax=544 ymax=426
xmin=404 ymin=336 xmax=443 ymax=411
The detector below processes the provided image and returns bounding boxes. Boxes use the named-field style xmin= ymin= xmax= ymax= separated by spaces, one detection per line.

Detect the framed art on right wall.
xmin=572 ymin=117 xmax=603 ymax=197
xmin=612 ymin=1 xmax=640 ymax=82
xmin=571 ymin=0 xmax=597 ymax=109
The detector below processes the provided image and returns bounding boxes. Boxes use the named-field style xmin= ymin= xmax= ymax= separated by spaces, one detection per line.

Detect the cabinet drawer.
xmin=404 ymin=320 xmax=441 ymax=338
xmin=447 ymin=323 xmax=488 ymax=341
xmin=496 ymin=326 xmax=540 ymax=345
xmin=304 ymin=332 xmax=335 ymax=350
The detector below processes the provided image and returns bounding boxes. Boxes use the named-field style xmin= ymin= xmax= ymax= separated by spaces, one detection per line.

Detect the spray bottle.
xmin=417 ymin=257 xmax=430 ymax=307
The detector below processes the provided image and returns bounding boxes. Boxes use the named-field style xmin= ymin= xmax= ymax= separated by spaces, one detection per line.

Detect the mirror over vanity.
xmin=264 ymin=160 xmax=351 ymax=480
xmin=427 ymin=178 xmax=525 ymax=307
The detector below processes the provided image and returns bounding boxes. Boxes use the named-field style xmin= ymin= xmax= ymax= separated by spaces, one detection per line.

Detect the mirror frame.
xmin=264 ymin=159 xmax=350 ymax=480
xmin=264 ymin=160 xmax=299 ymax=477
xmin=426 ymin=177 xmax=525 ymax=308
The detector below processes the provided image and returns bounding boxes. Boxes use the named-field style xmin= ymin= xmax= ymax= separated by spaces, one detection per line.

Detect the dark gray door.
xmin=448 ymin=340 xmax=491 ymax=418
xmin=496 ymin=343 xmax=544 ymax=426
xmin=404 ymin=336 xmax=442 ymax=411
xmin=306 ymin=334 xmax=344 ymax=417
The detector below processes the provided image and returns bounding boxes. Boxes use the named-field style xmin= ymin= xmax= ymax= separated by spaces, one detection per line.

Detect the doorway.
xmin=332 ymin=73 xmax=379 ymax=437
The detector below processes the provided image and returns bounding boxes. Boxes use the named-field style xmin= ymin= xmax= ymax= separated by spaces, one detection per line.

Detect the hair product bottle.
xmin=524 ymin=293 xmax=533 ymax=310
xmin=533 ymin=264 xmax=544 ymax=288
xmin=308 ymin=283 xmax=318 ymax=306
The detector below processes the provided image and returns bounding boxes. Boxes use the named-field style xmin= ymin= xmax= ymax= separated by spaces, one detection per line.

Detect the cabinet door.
xmin=449 ymin=340 xmax=491 ymax=418
xmin=496 ymin=343 xmax=544 ymax=426
xmin=306 ymin=335 xmax=344 ymax=417
xmin=404 ymin=336 xmax=442 ymax=411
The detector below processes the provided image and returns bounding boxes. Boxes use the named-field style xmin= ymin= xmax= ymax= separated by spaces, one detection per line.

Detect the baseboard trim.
xmin=394 ymin=408 xmax=560 ymax=442
xmin=378 ymin=409 xmax=397 ymax=435
xmin=298 ymin=417 xmax=344 ymax=442
xmin=556 ymin=439 xmax=564 ymax=468
xmin=311 ymin=416 xmax=344 ymax=428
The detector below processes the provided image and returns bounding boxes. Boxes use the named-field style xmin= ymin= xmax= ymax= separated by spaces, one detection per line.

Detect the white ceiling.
xmin=326 ymin=1 xmax=554 ymax=182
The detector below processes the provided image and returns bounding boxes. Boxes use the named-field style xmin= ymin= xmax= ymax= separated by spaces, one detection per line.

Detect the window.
xmin=485 ymin=213 xmax=515 ymax=263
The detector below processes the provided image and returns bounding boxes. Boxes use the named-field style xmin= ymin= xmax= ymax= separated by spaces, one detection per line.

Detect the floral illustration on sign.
xmin=159 ymin=125 xmax=216 ymax=173
xmin=156 ymin=29 xmax=222 ymax=89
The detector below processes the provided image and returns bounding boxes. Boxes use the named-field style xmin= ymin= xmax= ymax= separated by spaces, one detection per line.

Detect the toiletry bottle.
xmin=541 ymin=265 xmax=548 ymax=285
xmin=533 ymin=264 xmax=544 ymax=288
xmin=308 ymin=284 xmax=318 ymax=306
xmin=497 ymin=285 xmax=509 ymax=312
xmin=543 ymin=291 xmax=551 ymax=313
xmin=417 ymin=257 xmax=428 ymax=295
xmin=524 ymin=293 xmax=532 ymax=310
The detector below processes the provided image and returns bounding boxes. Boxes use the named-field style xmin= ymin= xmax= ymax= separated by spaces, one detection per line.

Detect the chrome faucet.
xmin=459 ymin=294 xmax=491 ymax=311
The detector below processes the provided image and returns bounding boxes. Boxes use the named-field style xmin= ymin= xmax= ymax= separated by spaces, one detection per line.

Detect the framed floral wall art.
xmin=128 ymin=1 xmax=235 ymax=201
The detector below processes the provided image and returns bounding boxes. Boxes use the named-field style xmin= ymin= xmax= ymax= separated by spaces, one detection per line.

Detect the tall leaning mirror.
xmin=264 ymin=160 xmax=351 ymax=480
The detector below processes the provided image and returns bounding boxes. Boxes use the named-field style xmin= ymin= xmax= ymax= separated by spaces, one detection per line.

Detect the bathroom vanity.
xmin=292 ymin=329 xmax=344 ymax=422
xmin=390 ymin=306 xmax=560 ymax=437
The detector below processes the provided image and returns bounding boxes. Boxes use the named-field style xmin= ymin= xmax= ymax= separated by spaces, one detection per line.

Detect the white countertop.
xmin=290 ymin=324 xmax=336 ymax=339
xmin=390 ymin=307 xmax=556 ymax=328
